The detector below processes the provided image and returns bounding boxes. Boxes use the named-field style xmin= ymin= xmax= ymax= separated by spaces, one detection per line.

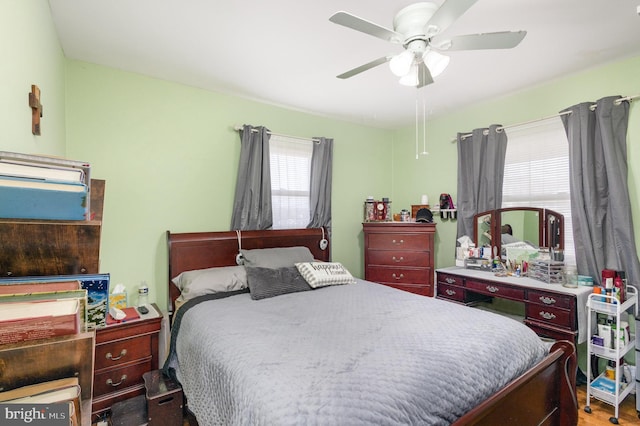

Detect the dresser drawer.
xmin=366 ymin=266 xmax=430 ymax=285
xmin=95 ymin=334 xmax=152 ymax=370
xmin=526 ymin=290 xmax=573 ymax=310
xmin=437 ymin=273 xmax=464 ymax=287
xmin=525 ymin=304 xmax=573 ymax=329
xmin=437 ymin=283 xmax=466 ymax=302
xmin=466 ymin=279 xmax=525 ymax=300
xmin=383 ymin=282 xmax=432 ymax=297
xmin=93 ymin=358 xmax=152 ymax=397
xmin=368 ymin=250 xmax=430 ymax=267
xmin=367 ymin=232 xmax=432 ymax=251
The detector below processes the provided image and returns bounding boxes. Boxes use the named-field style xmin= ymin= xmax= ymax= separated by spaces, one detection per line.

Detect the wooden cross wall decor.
xmin=29 ymin=84 xmax=43 ymax=135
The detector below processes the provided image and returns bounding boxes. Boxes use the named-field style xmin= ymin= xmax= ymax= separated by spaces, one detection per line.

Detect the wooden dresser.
xmin=91 ymin=304 xmax=162 ymax=423
xmin=363 ymin=222 xmax=436 ymax=296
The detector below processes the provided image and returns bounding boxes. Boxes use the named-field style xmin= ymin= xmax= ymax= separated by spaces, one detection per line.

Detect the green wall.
xmin=64 ymin=61 xmax=393 ymax=311
xmin=0 ymin=0 xmax=66 ymax=155
xmin=3 ymin=0 xmax=640 ymax=319
xmin=391 ymin=56 xmax=640 ymax=273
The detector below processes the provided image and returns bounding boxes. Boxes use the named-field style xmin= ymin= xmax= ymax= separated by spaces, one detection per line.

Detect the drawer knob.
xmin=106 ymin=374 xmax=127 ymax=387
xmin=445 ymin=278 xmax=455 ymax=284
xmin=392 ymin=256 xmax=404 ymax=263
xmin=105 ymin=349 xmax=127 ymax=361
xmin=445 ymin=289 xmax=457 ymax=296
xmin=539 ymin=296 xmax=556 ymax=305
xmin=391 ymin=239 xmax=404 ymax=245
xmin=486 ymin=285 xmax=499 ymax=293
xmin=392 ymin=273 xmax=404 ymax=280
xmin=538 ymin=311 xmax=556 ymax=320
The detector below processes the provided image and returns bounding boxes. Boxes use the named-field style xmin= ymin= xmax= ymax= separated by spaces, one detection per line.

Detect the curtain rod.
xmin=451 ymin=93 xmax=640 ymax=143
xmin=233 ymin=125 xmax=320 ymax=143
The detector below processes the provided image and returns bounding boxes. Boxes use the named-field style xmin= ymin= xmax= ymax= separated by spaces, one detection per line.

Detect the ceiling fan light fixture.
xmin=399 ymin=65 xmax=419 ymax=86
xmin=423 ymin=49 xmax=450 ymax=78
xmin=389 ymin=50 xmax=414 ymax=77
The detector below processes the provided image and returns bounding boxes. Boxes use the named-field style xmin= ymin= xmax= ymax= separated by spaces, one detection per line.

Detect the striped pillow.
xmin=295 ymin=262 xmax=356 ymax=288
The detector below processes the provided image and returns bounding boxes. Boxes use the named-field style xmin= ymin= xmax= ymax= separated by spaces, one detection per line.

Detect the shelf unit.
xmin=585 ymin=286 xmax=638 ymax=424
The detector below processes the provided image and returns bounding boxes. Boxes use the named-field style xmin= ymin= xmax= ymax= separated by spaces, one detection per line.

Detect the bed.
xmin=164 ymin=228 xmax=578 ymax=425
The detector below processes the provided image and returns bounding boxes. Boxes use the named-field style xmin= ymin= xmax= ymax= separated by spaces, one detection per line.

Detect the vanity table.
xmin=436 ymin=266 xmax=592 ymax=344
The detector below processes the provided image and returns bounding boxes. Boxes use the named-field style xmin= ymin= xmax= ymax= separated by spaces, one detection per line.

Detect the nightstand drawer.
xmin=95 ymin=334 xmax=152 ymax=369
xmin=368 ymin=250 xmax=430 ymax=267
xmin=93 ymin=358 xmax=152 ymax=397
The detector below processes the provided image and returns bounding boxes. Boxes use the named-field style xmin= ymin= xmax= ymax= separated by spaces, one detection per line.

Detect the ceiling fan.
xmin=329 ymin=0 xmax=526 ymax=88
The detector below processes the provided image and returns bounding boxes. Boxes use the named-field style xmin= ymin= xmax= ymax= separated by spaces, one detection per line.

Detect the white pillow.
xmin=295 ymin=262 xmax=356 ymax=288
xmin=171 ymin=265 xmax=247 ymax=301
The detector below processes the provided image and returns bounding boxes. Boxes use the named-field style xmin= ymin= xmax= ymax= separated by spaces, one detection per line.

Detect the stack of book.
xmin=0 ymin=151 xmax=91 ymax=221
xmin=0 ymin=377 xmax=82 ymax=426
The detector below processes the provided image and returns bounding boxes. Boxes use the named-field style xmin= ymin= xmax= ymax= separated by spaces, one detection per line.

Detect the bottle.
xmin=138 ymin=281 xmax=149 ymax=307
xmin=616 ymin=271 xmax=626 ymax=303
xmin=382 ymin=198 xmax=391 ymax=221
xmin=364 ymin=196 xmax=374 ymax=221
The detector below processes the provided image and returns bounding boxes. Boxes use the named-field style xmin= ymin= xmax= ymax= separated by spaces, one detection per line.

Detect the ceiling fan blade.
xmin=434 ymin=31 xmax=527 ymax=51
xmin=337 ymin=56 xmax=391 ymax=79
xmin=416 ymin=62 xmax=434 ymax=88
xmin=424 ymin=0 xmax=479 ymax=35
xmin=330 ymin=11 xmax=403 ymax=43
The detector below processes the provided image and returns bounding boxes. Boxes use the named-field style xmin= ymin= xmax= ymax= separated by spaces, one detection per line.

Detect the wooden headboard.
xmin=167 ymin=227 xmax=330 ymax=314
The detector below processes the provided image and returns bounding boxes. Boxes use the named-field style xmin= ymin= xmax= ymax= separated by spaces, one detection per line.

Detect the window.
xmin=269 ymin=135 xmax=313 ymax=229
xmin=503 ymin=116 xmax=575 ymax=264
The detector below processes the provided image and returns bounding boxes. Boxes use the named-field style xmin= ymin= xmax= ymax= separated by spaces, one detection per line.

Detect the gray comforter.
xmin=164 ymin=280 xmax=548 ymax=425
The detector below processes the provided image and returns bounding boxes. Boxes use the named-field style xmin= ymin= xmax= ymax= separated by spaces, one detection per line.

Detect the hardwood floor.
xmin=577 ymin=384 xmax=638 ymax=425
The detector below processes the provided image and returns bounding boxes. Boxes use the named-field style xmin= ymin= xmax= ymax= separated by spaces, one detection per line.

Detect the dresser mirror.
xmin=473 ymin=207 xmax=563 ymax=257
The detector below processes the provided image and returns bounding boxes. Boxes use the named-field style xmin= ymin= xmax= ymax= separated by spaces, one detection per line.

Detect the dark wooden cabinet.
xmin=91 ymin=304 xmax=162 ymax=422
xmin=363 ymin=222 xmax=436 ymax=297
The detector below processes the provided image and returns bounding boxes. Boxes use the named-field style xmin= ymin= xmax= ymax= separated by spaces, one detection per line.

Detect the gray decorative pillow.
xmin=241 ymin=246 xmax=314 ymax=269
xmin=172 ymin=265 xmax=247 ymax=301
xmin=295 ymin=262 xmax=356 ymax=288
xmin=246 ymin=266 xmax=312 ymax=300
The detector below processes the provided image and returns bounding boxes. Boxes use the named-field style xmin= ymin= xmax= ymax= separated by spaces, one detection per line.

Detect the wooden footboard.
xmin=454 ymin=340 xmax=578 ymax=426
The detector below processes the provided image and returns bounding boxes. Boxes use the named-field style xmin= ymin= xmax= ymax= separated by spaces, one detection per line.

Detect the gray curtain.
xmin=307 ymin=137 xmax=333 ymax=234
xmin=230 ymin=125 xmax=273 ymax=230
xmin=560 ymin=96 xmax=640 ymax=292
xmin=456 ymin=125 xmax=507 ymax=241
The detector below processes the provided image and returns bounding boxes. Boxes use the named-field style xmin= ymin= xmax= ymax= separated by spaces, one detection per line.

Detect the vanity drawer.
xmin=465 ymin=280 xmax=525 ymax=300
xmin=367 ymin=232 xmax=432 ymax=251
xmin=526 ymin=290 xmax=573 ymax=310
xmin=95 ymin=334 xmax=152 ymax=370
xmin=437 ymin=283 xmax=466 ymax=302
xmin=366 ymin=266 xmax=430 ymax=285
xmin=525 ymin=304 xmax=572 ymax=329
xmin=368 ymin=250 xmax=430 ymax=267
xmin=93 ymin=358 xmax=152 ymax=397
xmin=437 ymin=273 xmax=464 ymax=287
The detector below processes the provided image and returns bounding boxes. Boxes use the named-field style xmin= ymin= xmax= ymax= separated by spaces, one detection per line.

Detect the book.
xmin=0 ymin=175 xmax=88 ymax=221
xmin=0 ymin=377 xmax=81 ymax=426
xmin=0 ymin=299 xmax=80 ymax=345
xmin=106 ymin=306 xmax=140 ymax=325
xmin=0 ymin=274 xmax=109 ymax=329
xmin=0 ymin=279 xmax=81 ymax=295
xmin=0 ymin=289 xmax=88 ymax=332
xmin=0 ymin=160 xmax=84 ymax=183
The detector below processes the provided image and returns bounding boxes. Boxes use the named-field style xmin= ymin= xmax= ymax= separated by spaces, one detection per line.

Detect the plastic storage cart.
xmin=584 ymin=286 xmax=637 ymax=424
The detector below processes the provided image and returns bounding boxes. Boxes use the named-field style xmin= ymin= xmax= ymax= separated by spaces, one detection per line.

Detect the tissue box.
xmin=109 ymin=292 xmax=128 ymax=309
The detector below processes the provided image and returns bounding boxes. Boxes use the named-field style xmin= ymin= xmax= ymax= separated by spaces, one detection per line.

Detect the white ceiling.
xmin=48 ymin=0 xmax=640 ymax=129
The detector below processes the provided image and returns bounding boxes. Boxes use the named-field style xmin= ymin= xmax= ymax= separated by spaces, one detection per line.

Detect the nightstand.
xmin=91 ymin=303 xmax=162 ymax=423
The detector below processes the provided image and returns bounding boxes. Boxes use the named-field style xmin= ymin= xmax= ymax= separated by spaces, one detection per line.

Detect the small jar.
xmin=138 ymin=281 xmax=149 ymax=307
xmin=563 ymin=266 xmax=578 ymax=288
xmin=400 ymin=209 xmax=410 ymax=222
